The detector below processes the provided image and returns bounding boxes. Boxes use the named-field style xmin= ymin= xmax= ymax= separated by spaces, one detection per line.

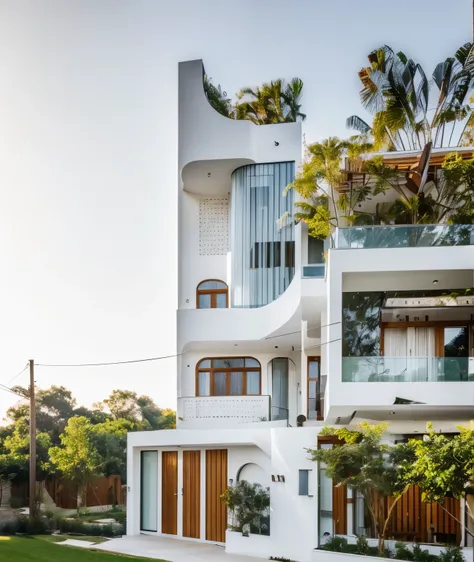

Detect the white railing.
xmin=178 ymin=395 xmax=271 ymax=422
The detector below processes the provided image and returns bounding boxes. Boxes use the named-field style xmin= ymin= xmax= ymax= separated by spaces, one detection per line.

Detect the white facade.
xmin=127 ymin=58 xmax=474 ymax=560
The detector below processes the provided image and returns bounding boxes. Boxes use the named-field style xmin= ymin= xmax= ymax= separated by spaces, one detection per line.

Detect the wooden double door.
xmin=160 ymin=449 xmax=227 ymax=542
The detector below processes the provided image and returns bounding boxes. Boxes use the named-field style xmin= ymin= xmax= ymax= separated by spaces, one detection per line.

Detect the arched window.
xmin=196 ymin=357 xmax=261 ymax=397
xmin=196 ymin=280 xmax=228 ymax=309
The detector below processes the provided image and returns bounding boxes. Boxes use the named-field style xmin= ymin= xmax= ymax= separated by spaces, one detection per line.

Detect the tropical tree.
xmin=308 ymin=423 xmax=414 ymax=553
xmin=203 ymin=75 xmax=234 ymax=118
xmin=347 ymin=44 xmax=474 ymax=151
xmin=235 ymin=78 xmax=306 ymax=124
xmin=399 ymin=424 xmax=474 ymax=541
xmin=91 ymin=418 xmax=135 ymax=481
xmin=284 ymin=137 xmax=375 ymax=241
xmin=49 ymin=416 xmax=101 ymax=510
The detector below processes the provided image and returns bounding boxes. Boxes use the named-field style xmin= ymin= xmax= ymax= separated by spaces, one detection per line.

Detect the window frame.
xmin=196 ymin=357 xmax=261 ymax=397
xmin=196 ymin=279 xmax=228 ymax=309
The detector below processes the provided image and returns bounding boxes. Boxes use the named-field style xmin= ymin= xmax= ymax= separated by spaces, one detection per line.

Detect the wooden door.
xmin=333 ymin=483 xmax=347 ymax=534
xmin=206 ymin=449 xmax=227 ymax=542
xmin=162 ymin=451 xmax=178 ymax=535
xmin=183 ymin=451 xmax=201 ymax=539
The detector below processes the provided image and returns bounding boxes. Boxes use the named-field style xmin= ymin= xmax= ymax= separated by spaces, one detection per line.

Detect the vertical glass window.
xmin=299 ymin=469 xmax=310 ymax=496
xmin=308 ymin=358 xmax=321 ymax=420
xmin=271 ymin=358 xmax=289 ymax=421
xmin=246 ymin=371 xmax=261 ymax=395
xmin=140 ymin=451 xmax=158 ymax=532
xmin=198 ymin=372 xmax=210 ymax=396
xmin=231 ymin=162 xmax=295 ymax=308
xmin=214 ymin=372 xmax=227 ymax=395
xmin=230 ymin=372 xmax=243 ymax=395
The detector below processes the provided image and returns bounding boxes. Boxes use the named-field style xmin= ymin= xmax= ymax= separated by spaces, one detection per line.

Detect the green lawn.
xmin=0 ymin=536 xmax=165 ymax=562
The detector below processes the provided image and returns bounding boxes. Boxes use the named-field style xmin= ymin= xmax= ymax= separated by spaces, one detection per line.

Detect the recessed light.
xmin=233 ymin=344 xmax=238 ymax=347
xmin=274 ymin=346 xmax=279 ymax=349
xmin=389 ymin=411 xmax=395 ymax=415
xmin=433 ymin=280 xmax=439 ymax=284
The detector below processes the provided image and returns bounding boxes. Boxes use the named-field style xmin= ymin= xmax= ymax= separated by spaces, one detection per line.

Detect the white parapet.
xmin=178 ymin=395 xmax=270 ymax=423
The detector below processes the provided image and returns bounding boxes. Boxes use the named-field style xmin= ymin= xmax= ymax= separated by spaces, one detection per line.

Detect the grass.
xmin=0 ymin=536 xmax=165 ymax=562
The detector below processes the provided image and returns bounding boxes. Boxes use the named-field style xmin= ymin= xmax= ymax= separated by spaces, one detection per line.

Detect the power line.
xmin=295 ymin=337 xmax=342 ymax=353
xmin=36 ymin=352 xmax=182 ymax=368
xmin=0 ymin=382 xmax=24 ymax=398
xmin=265 ymin=321 xmax=341 ymax=340
xmin=7 ymin=363 xmax=29 ymax=385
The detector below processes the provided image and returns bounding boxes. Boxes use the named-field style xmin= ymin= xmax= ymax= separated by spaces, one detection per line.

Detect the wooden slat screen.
xmin=206 ymin=449 xmax=228 ymax=542
xmin=333 ymin=484 xmax=347 ymax=534
xmin=162 ymin=451 xmax=178 ymax=535
xmin=183 ymin=451 xmax=201 ymax=539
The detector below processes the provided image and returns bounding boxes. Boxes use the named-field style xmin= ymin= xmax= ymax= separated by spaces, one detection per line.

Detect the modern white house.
xmin=126 ymin=59 xmax=474 ymax=562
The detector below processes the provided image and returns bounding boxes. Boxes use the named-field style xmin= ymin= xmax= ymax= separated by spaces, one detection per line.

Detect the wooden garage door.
xmin=162 ymin=451 xmax=178 ymax=535
xmin=206 ymin=449 xmax=227 ymax=542
xmin=183 ymin=451 xmax=201 ymax=539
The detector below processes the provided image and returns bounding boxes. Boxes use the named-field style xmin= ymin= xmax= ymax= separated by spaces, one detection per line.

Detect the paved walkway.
xmin=93 ymin=535 xmax=265 ymax=562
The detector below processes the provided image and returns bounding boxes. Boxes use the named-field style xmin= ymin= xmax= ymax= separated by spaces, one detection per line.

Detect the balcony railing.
xmin=302 ymin=264 xmax=325 ymax=278
xmin=335 ymin=225 xmax=474 ymax=250
xmin=342 ymin=356 xmax=474 ymax=382
xmin=179 ymin=395 xmax=270 ymax=422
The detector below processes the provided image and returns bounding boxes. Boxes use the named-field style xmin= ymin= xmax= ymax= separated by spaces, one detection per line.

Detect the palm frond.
xmin=346 ymin=115 xmax=372 ymax=134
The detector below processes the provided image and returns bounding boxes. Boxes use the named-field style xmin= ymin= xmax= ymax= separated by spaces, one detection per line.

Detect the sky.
xmin=0 ymin=0 xmax=471 ymax=419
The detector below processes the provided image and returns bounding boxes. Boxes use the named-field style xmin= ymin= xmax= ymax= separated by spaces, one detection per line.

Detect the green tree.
xmin=308 ymin=423 xmax=413 ymax=553
xmin=0 ymin=419 xmax=52 ymax=483
xmin=221 ymin=480 xmax=270 ymax=535
xmin=347 ymin=43 xmax=474 ymax=150
xmin=284 ymin=137 xmax=375 ymax=241
xmin=103 ymin=390 xmax=176 ymax=430
xmin=49 ymin=416 xmax=101 ymax=510
xmin=91 ymin=418 xmax=135 ymax=481
xmin=203 ymin=75 xmax=234 ymax=118
xmin=235 ymin=78 xmax=306 ymax=124
xmin=399 ymin=424 xmax=474 ymax=541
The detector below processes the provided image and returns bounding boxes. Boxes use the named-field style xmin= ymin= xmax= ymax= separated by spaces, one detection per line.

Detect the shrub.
xmin=0 ymin=515 xmax=51 ymax=536
xmin=438 ymin=547 xmax=465 ymax=562
xmin=355 ymin=535 xmax=370 ymax=555
xmin=55 ymin=518 xmax=124 ymax=537
xmin=412 ymin=544 xmax=437 ymax=562
xmin=221 ymin=481 xmax=270 ymax=536
xmin=112 ymin=511 xmax=126 ymax=523
xmin=321 ymin=536 xmax=349 ymax=552
xmin=395 ymin=542 xmax=415 ymax=561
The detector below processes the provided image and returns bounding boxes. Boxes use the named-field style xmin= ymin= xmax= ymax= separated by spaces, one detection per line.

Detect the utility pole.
xmin=29 ymin=359 xmax=36 ymax=520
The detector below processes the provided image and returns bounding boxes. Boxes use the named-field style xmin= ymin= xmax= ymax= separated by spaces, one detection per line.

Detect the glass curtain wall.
xmin=231 ymin=162 xmax=295 ymax=308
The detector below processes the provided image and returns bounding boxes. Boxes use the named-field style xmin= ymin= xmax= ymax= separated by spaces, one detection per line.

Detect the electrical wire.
xmin=7 ymin=363 xmax=29 ymax=385
xmin=0 ymin=382 xmax=24 ymax=398
xmin=265 ymin=321 xmax=341 ymax=340
xmin=36 ymin=353 xmax=182 ymax=368
xmin=294 ymin=337 xmax=342 ymax=353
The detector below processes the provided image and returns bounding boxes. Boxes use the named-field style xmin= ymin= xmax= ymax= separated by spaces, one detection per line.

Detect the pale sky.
xmin=0 ymin=0 xmax=470 ymax=418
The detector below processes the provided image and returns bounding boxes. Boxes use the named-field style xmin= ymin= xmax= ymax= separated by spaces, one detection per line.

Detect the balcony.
xmin=335 ymin=225 xmax=474 ymax=250
xmin=342 ymin=356 xmax=474 ymax=382
xmin=178 ymin=395 xmax=271 ymax=423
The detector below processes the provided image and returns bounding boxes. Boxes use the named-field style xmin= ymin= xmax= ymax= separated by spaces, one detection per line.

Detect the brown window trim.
xmin=307 ymin=356 xmax=323 ymax=421
xmin=196 ymin=357 xmax=261 ymax=397
xmin=381 ymin=321 xmax=471 ymax=357
xmin=196 ymin=279 xmax=228 ymax=309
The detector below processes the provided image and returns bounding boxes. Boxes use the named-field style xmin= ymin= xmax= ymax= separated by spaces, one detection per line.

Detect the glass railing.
xmin=302 ymin=264 xmax=325 ymax=278
xmin=342 ymin=356 xmax=474 ymax=382
xmin=336 ymin=225 xmax=474 ymax=249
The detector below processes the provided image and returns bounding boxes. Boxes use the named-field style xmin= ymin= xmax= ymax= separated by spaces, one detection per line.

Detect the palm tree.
xmin=347 ymin=44 xmax=474 ymax=150
xmin=235 ymin=78 xmax=306 ymax=124
xmin=203 ymin=75 xmax=234 ymax=118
